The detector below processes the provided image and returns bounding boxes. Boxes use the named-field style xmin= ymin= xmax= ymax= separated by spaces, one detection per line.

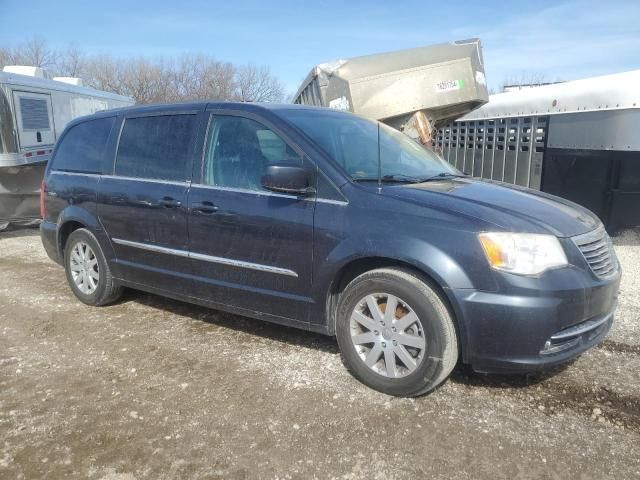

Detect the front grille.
xmin=572 ymin=226 xmax=618 ymax=279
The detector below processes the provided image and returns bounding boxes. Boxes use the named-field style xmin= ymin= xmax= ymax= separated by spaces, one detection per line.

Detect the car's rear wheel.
xmin=64 ymin=228 xmax=123 ymax=306
xmin=336 ymin=268 xmax=458 ymax=396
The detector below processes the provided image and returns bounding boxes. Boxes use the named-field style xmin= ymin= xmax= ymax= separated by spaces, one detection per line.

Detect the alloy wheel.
xmin=69 ymin=241 xmax=100 ymax=295
xmin=350 ymin=293 xmax=426 ymax=378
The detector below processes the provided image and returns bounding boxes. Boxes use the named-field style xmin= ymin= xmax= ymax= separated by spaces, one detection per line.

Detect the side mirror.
xmin=261 ymin=163 xmax=315 ymax=195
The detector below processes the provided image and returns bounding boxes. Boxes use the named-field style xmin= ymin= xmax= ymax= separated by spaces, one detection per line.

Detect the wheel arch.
xmin=56 ymin=206 xmax=104 ymax=260
xmin=324 ymin=256 xmax=468 ymax=360
xmin=57 ymin=220 xmax=85 ymax=259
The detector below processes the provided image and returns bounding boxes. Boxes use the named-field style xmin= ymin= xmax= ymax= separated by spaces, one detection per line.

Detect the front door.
xmin=187 ymin=112 xmax=315 ymax=323
xmin=98 ymin=111 xmax=200 ymax=292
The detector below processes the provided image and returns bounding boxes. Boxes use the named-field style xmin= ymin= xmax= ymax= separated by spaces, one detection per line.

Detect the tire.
xmin=335 ymin=268 xmax=458 ymax=397
xmin=63 ymin=228 xmax=123 ymax=306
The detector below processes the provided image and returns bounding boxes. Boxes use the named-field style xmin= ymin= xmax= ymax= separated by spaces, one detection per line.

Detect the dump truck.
xmin=293 ymin=39 xmax=489 ymax=145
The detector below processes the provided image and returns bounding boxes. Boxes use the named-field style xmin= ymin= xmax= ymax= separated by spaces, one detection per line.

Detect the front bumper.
xmin=450 ymin=266 xmax=621 ymax=374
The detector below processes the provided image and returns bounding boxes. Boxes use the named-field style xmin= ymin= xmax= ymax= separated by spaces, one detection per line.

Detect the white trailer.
xmin=0 ymin=66 xmax=133 ymax=228
xmin=435 ymin=70 xmax=640 ymax=230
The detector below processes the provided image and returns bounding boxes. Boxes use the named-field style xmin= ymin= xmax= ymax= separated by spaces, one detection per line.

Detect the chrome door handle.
xmin=158 ymin=197 xmax=182 ymax=208
xmin=192 ymin=201 xmax=219 ymax=214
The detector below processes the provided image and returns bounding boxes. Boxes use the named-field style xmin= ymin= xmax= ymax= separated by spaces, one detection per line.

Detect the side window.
xmin=203 ymin=115 xmax=301 ymax=191
xmin=115 ymin=114 xmax=197 ymax=181
xmin=51 ymin=117 xmax=115 ymax=174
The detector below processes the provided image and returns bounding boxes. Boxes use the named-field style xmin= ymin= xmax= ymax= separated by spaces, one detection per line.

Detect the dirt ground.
xmin=1 ymin=228 xmax=639 ymax=480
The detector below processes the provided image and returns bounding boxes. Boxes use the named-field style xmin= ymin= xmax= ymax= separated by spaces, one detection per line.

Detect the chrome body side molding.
xmin=111 ymin=238 xmax=299 ymax=278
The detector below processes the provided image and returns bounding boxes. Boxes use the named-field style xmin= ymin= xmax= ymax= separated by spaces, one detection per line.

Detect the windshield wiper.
xmin=381 ymin=174 xmax=427 ymax=183
xmin=351 ymin=177 xmax=380 ymax=182
xmin=352 ymin=172 xmax=467 ymax=183
xmin=352 ymin=174 xmax=425 ymax=183
xmin=421 ymin=172 xmax=468 ymax=182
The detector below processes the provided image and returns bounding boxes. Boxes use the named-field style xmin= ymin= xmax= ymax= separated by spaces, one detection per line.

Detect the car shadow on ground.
xmin=122 ymin=289 xmax=570 ymax=393
xmin=448 ymin=362 xmax=572 ymax=390
xmin=126 ymin=289 xmax=340 ymax=356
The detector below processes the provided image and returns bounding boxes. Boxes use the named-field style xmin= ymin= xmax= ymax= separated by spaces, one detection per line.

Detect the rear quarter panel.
xmin=45 ymin=171 xmax=106 ymax=257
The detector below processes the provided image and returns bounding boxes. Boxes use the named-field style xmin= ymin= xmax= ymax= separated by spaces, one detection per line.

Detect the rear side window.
xmin=52 ymin=117 xmax=115 ymax=174
xmin=115 ymin=114 xmax=197 ymax=181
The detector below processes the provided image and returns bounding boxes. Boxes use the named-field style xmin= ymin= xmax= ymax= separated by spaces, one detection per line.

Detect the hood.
xmin=383 ymin=178 xmax=600 ymax=237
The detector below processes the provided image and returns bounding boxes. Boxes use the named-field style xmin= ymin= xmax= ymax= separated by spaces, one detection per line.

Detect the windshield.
xmin=279 ymin=108 xmax=458 ymax=181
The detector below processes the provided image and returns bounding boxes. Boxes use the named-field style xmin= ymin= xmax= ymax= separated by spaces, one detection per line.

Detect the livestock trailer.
xmin=436 ymin=70 xmax=640 ymax=231
xmin=293 ymin=39 xmax=489 ymax=145
xmin=0 ymin=66 xmax=133 ymax=229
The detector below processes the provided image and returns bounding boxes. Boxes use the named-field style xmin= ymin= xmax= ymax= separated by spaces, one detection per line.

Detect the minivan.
xmin=40 ymin=102 xmax=621 ymax=396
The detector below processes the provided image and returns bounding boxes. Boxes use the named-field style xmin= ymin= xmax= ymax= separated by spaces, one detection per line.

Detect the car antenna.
xmin=377 ymin=122 xmax=382 ymax=193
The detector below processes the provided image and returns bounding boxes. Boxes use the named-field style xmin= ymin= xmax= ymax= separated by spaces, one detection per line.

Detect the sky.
xmin=1 ymin=0 xmax=639 ymax=95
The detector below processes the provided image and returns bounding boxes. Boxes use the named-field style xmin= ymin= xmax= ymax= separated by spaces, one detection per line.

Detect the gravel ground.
xmin=0 ymin=228 xmax=639 ymax=480
xmin=609 ymin=229 xmax=640 ymax=347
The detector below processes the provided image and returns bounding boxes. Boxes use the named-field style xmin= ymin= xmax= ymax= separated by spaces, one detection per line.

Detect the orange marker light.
xmin=479 ymin=234 xmax=506 ymax=268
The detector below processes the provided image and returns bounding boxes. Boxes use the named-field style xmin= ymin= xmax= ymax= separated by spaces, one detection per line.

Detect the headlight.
xmin=478 ymin=232 xmax=568 ymax=276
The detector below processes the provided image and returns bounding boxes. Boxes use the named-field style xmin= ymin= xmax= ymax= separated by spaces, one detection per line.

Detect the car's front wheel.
xmin=336 ymin=268 xmax=458 ymax=396
xmin=64 ymin=228 xmax=123 ymax=306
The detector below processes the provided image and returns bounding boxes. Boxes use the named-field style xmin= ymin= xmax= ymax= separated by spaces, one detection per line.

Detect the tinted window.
xmin=116 ymin=114 xmax=197 ymax=181
xmin=203 ymin=115 xmax=301 ymax=191
xmin=52 ymin=117 xmax=115 ymax=174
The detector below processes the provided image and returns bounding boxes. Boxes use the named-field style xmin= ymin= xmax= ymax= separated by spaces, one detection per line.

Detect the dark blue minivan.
xmin=40 ymin=102 xmax=621 ymax=396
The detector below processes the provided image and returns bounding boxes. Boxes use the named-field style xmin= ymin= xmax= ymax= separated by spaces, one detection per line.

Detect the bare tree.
xmin=120 ymin=57 xmax=173 ymax=104
xmin=57 ymin=44 xmax=85 ymax=77
xmin=234 ymin=63 xmax=285 ymax=102
xmin=82 ymin=54 xmax=124 ymax=93
xmin=10 ymin=37 xmax=57 ymax=68
xmin=167 ymin=54 xmax=236 ymax=101
xmin=200 ymin=59 xmax=236 ymax=100
xmin=1 ymin=37 xmax=288 ymax=105
xmin=0 ymin=47 xmax=10 ymax=70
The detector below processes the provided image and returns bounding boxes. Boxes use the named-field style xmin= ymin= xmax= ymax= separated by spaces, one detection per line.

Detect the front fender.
xmin=311 ymin=220 xmax=498 ymax=338
xmin=322 ymin=235 xmax=477 ymax=292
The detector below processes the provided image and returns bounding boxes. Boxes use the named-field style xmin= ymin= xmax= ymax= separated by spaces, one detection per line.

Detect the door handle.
xmin=110 ymin=194 xmax=128 ymax=204
xmin=192 ymin=201 xmax=219 ymax=214
xmin=158 ymin=197 xmax=182 ymax=208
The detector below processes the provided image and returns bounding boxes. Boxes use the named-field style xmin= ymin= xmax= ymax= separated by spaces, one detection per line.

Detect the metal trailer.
xmin=293 ymin=39 xmax=489 ymax=145
xmin=0 ymin=66 xmax=133 ymax=229
xmin=435 ymin=70 xmax=640 ymax=231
